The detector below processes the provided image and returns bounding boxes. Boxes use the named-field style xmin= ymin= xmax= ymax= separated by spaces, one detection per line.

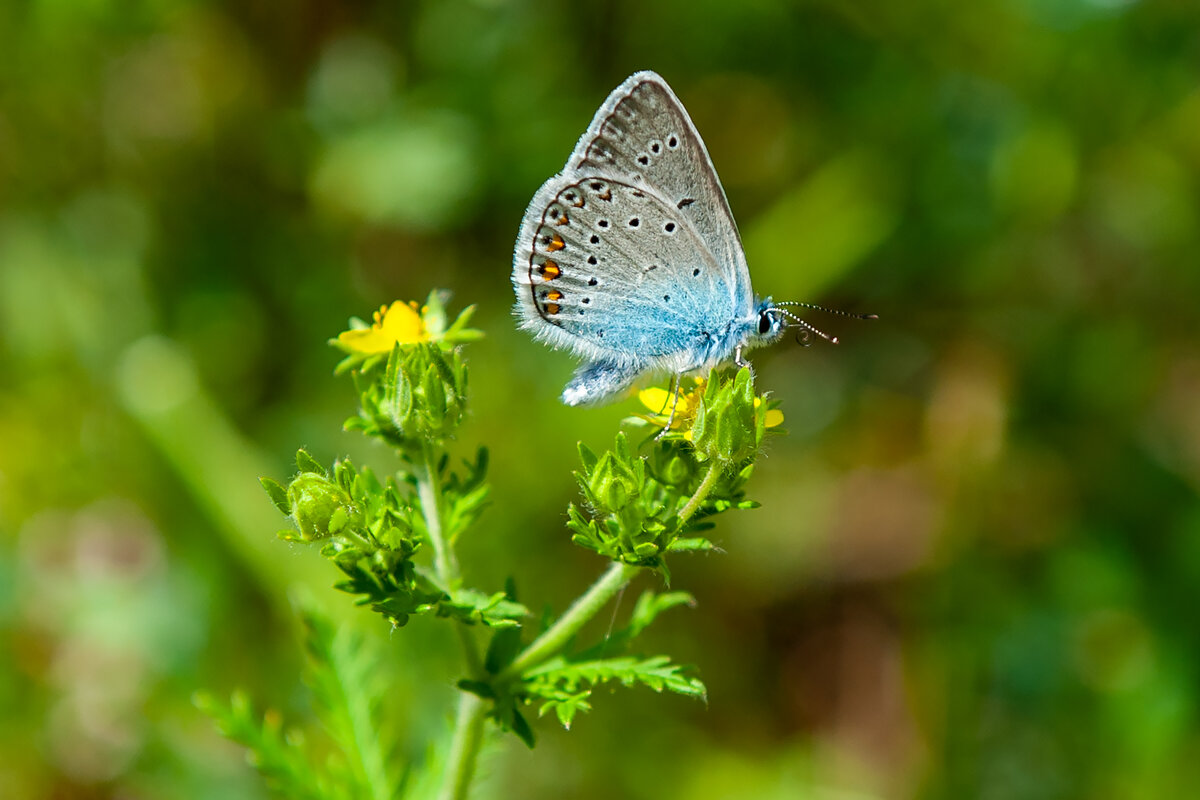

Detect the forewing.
xmin=566 ymin=71 xmax=752 ymax=309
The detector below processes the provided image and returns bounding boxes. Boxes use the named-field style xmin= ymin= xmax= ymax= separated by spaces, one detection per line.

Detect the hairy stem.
xmin=414 ymin=442 xmax=483 ymax=678
xmin=437 ymin=692 xmax=488 ymax=800
xmin=414 ymin=442 xmax=488 ymax=799
xmin=499 ymin=561 xmax=642 ymax=681
xmin=678 ymin=461 xmax=722 ymax=524
xmin=416 ymin=441 xmax=458 ymax=591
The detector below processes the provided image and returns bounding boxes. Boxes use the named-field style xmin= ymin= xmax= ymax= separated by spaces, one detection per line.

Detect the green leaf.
xmin=441 ymin=588 xmax=530 ymax=628
xmin=666 ymin=537 xmax=720 ymax=554
xmin=298 ymin=605 xmax=402 ymax=800
xmin=510 ymin=706 xmax=536 ymax=749
xmin=627 ymin=591 xmax=696 ymax=638
xmin=456 ymin=679 xmax=495 ymax=699
xmin=525 ymin=655 xmax=707 ymax=704
xmin=195 ymin=691 xmax=327 ymax=800
xmin=537 ymin=690 xmax=593 ymax=730
xmin=261 ymin=477 xmax=292 ymax=515
xmin=296 ymin=449 xmax=327 ymax=476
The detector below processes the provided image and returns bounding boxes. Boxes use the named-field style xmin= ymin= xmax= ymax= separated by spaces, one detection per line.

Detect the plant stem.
xmin=678 ymin=461 xmax=722 ymax=524
xmin=414 ymin=442 xmax=484 ymax=677
xmin=499 ymin=561 xmax=641 ymax=681
xmin=416 ymin=441 xmax=459 ymax=591
xmin=437 ymin=691 xmax=488 ymax=800
xmin=416 ymin=442 xmax=488 ymax=799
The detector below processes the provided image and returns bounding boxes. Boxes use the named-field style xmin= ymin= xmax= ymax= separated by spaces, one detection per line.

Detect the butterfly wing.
xmin=567 ymin=71 xmax=753 ymax=313
xmin=512 ymin=71 xmax=754 ymax=404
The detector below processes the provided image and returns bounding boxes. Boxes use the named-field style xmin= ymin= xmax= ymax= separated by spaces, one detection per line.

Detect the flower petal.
xmin=336 ymin=301 xmax=428 ymax=354
xmin=378 ymin=301 xmax=425 ymax=344
xmin=638 ymin=387 xmax=672 ymax=414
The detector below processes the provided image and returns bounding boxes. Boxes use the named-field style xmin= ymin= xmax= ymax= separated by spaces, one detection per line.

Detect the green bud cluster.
xmin=263 ymin=452 xmax=435 ymax=626
xmin=691 ymin=368 xmax=769 ymax=465
xmin=349 ymin=342 xmax=469 ymax=449
xmin=567 ymin=369 xmax=776 ymax=577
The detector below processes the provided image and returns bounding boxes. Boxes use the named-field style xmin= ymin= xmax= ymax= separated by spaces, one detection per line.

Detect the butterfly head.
xmin=750 ymin=297 xmax=788 ymax=347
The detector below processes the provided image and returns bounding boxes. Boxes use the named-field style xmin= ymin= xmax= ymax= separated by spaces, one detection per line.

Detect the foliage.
xmin=203 ymin=296 xmax=781 ymax=796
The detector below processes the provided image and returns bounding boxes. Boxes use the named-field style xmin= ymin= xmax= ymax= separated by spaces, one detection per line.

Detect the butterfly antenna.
xmin=772 ymin=307 xmax=840 ymax=344
xmin=773 ymin=301 xmax=878 ymax=321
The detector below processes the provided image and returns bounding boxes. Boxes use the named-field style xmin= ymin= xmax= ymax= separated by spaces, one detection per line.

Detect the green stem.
xmin=437 ymin=691 xmax=488 ymax=800
xmin=678 ymin=461 xmax=722 ymax=524
xmin=499 ymin=561 xmax=641 ymax=681
xmin=415 ymin=442 xmax=487 ymax=799
xmin=416 ymin=441 xmax=459 ymax=591
xmin=414 ymin=442 xmax=484 ymax=677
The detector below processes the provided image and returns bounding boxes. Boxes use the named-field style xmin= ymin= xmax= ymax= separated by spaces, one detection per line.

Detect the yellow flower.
xmin=635 ymin=378 xmax=783 ymax=438
xmin=336 ymin=301 xmax=428 ymax=354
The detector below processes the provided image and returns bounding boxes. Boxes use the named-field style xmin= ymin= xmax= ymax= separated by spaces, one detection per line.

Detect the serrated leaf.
xmin=628 ymin=591 xmax=695 ymax=638
xmin=525 ymin=655 xmax=707 ymax=702
xmin=195 ymin=691 xmax=326 ymax=800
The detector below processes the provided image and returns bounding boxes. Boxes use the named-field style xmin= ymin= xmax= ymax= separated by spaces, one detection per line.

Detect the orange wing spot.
xmin=540 ymin=260 xmax=561 ymax=279
xmin=555 ymin=212 xmax=569 ymax=225
xmin=598 ymin=189 xmax=612 ymax=201
xmin=572 ymin=196 xmax=585 ymax=208
xmin=546 ymin=290 xmax=564 ymax=301
xmin=545 ymin=303 xmax=561 ymax=315
xmin=546 ymin=234 xmax=565 ymax=252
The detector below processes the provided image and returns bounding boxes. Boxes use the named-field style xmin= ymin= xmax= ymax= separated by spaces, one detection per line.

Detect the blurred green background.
xmin=2 ymin=0 xmax=1199 ymax=797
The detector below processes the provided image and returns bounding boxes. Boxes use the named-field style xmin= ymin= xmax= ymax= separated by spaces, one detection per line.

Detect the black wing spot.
xmin=588 ymin=277 xmax=599 ymax=286
xmin=668 ymin=135 xmax=679 ymax=148
xmin=587 ymin=255 xmax=597 ymax=265
xmin=598 ymin=219 xmax=609 ymax=228
xmin=637 ymin=154 xmax=649 ymax=165
xmin=677 ymin=198 xmax=695 ymax=209
xmin=590 ymin=181 xmax=603 ymax=190
xmin=692 ymin=268 xmax=701 ymax=277
xmin=650 ymin=141 xmax=661 ymax=154
xmin=664 ymin=222 xmax=676 ymax=233
xmin=590 ymin=234 xmax=600 ymax=244
xmin=663 ymin=294 xmax=670 ymax=301
xmin=582 ymin=297 xmax=591 ymax=304
xmin=628 ymin=218 xmax=639 ymax=228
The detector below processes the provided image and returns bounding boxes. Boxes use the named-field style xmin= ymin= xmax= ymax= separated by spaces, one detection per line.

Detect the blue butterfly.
xmin=513 ymin=71 xmax=846 ymax=408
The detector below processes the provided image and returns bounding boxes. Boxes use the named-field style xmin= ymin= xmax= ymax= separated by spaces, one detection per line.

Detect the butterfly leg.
xmin=655 ymin=373 xmax=684 ymax=439
xmin=733 ymin=346 xmax=758 ymax=381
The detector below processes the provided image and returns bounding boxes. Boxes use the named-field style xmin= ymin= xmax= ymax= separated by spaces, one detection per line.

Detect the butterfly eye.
xmin=758 ymin=312 xmax=773 ymax=335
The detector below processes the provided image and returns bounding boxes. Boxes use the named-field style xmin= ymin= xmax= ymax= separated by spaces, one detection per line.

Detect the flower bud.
xmin=287 ymin=473 xmax=356 ymax=541
xmin=587 ymin=452 xmax=639 ymax=512
xmin=691 ymin=369 xmax=761 ymax=465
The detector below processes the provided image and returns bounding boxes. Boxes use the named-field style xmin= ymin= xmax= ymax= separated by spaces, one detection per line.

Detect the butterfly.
xmin=512 ymin=71 xmax=855 ymax=411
